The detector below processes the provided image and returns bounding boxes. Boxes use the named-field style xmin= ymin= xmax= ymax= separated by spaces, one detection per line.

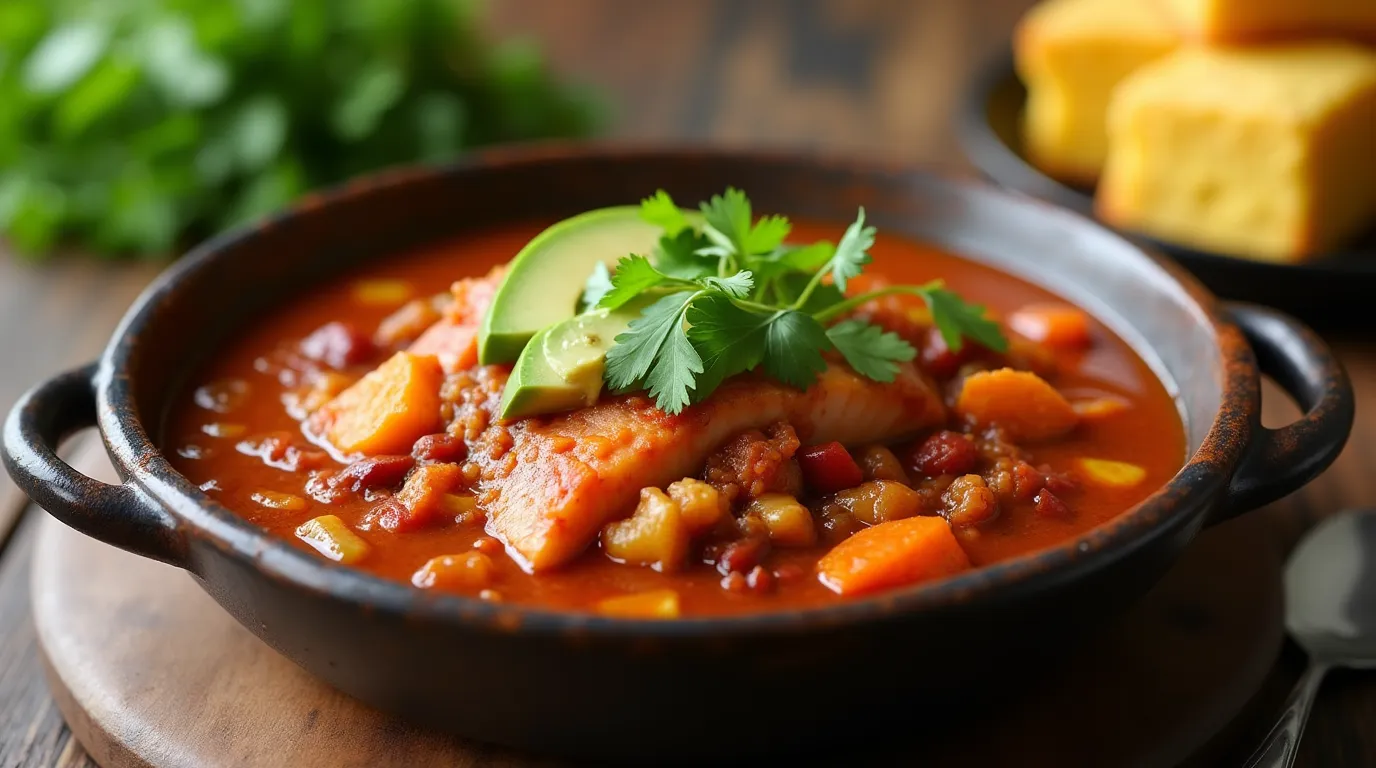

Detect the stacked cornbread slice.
xmin=1014 ymin=0 xmax=1376 ymax=262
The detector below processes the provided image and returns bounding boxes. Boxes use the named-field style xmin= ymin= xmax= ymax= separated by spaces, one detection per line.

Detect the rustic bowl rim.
xmin=96 ymin=142 xmax=1257 ymax=637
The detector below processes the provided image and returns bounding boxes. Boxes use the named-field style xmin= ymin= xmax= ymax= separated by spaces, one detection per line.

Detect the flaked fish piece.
xmin=464 ymin=364 xmax=947 ymax=572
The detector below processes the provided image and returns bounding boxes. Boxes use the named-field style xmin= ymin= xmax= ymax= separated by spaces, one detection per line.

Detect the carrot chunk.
xmin=954 ymin=368 xmax=1078 ymax=442
xmin=817 ymin=516 xmax=971 ymax=596
xmin=595 ymin=590 xmax=681 ymax=619
xmin=394 ymin=463 xmax=466 ymax=529
xmin=316 ymin=352 xmax=444 ymax=455
xmin=1008 ymin=303 xmax=1092 ymax=349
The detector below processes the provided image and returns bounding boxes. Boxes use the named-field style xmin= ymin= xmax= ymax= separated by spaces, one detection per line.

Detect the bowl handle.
xmin=2 ymin=362 xmax=186 ymax=566
xmin=1213 ymin=303 xmax=1355 ymax=523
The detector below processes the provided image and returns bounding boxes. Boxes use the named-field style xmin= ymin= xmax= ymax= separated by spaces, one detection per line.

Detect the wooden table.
xmin=0 ymin=1 xmax=1372 ymax=765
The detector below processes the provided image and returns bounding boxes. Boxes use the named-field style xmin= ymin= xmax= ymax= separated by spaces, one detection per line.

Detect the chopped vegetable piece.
xmin=1008 ymin=303 xmax=1092 ymax=349
xmin=251 ymin=489 xmax=308 ymax=511
xmin=596 ymin=590 xmax=681 ymax=619
xmin=352 ymin=279 xmax=413 ymax=307
xmin=826 ymin=480 xmax=922 ymax=526
xmin=443 ymin=493 xmax=480 ymax=521
xmin=818 ymin=517 xmax=971 ymax=596
xmin=666 ymin=478 xmax=726 ymax=534
xmin=394 ymin=464 xmax=465 ymax=530
xmin=860 ymin=445 xmax=909 ymax=483
xmin=798 ymin=442 xmax=864 ymax=495
xmin=1077 ymin=458 xmax=1147 ymax=488
xmin=408 ymin=318 xmax=480 ymax=373
xmin=1072 ymin=396 xmax=1132 ymax=419
xmin=295 ymin=515 xmax=369 ymax=564
xmin=1034 ymin=490 xmax=1072 ymax=519
xmin=411 ymin=552 xmax=494 ymax=591
xmin=955 ymin=368 xmax=1078 ymax=441
xmin=747 ymin=493 xmax=818 ymax=547
xmin=313 ymin=352 xmax=445 ymax=455
xmin=601 ymin=488 xmax=690 ymax=572
xmin=908 ymin=430 xmax=977 ymax=477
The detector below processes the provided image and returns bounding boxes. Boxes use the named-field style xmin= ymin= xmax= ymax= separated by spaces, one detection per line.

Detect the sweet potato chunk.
xmin=601 ymin=488 xmax=690 ymax=572
xmin=954 ymin=368 xmax=1077 ymax=441
xmin=596 ymin=590 xmax=681 ymax=619
xmin=818 ymin=516 xmax=971 ymax=596
xmin=316 ymin=352 xmax=444 ymax=455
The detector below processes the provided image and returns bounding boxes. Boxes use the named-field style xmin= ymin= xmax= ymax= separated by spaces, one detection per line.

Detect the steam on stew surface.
xmin=167 ymin=190 xmax=1184 ymax=618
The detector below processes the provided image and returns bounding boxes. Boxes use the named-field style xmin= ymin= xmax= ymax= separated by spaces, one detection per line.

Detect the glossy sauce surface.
xmin=166 ymin=220 xmax=1185 ymax=615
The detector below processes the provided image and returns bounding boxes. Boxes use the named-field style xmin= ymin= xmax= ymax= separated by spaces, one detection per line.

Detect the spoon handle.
xmin=1243 ymin=662 xmax=1331 ymax=768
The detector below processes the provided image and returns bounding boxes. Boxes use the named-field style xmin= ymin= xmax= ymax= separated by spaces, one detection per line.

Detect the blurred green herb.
xmin=0 ymin=0 xmax=602 ymax=258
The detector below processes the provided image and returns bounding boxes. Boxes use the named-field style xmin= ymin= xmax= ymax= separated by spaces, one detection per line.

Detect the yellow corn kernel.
xmin=748 ymin=493 xmax=818 ymax=547
xmin=252 ymin=489 xmax=309 ymax=511
xmin=1072 ymin=396 xmax=1131 ymax=419
xmin=352 ymin=279 xmax=413 ymax=307
xmin=295 ymin=515 xmax=370 ymax=564
xmin=596 ymin=590 xmax=681 ymax=619
xmin=201 ymin=422 xmax=247 ymax=439
xmin=601 ymin=488 xmax=689 ymax=572
xmin=411 ymin=552 xmax=494 ymax=591
xmin=666 ymin=478 xmax=725 ymax=534
xmin=1078 ymin=458 xmax=1147 ymax=488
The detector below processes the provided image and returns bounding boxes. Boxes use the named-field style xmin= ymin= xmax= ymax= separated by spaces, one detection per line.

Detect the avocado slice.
xmin=478 ymin=206 xmax=663 ymax=366
xmin=498 ymin=304 xmax=641 ymax=420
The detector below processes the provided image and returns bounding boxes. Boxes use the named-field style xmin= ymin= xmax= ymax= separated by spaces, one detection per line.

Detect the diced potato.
xmin=955 ymin=368 xmax=1078 ymax=442
xmin=411 ymin=552 xmax=494 ymax=591
xmin=315 ymin=352 xmax=444 ymax=455
xmin=251 ymin=489 xmax=308 ymax=511
xmin=827 ymin=480 xmax=921 ymax=526
xmin=395 ymin=464 xmax=465 ymax=528
xmin=1071 ymin=396 xmax=1131 ymax=419
xmin=296 ymin=515 xmax=370 ymax=564
xmin=352 ymin=279 xmax=413 ymax=306
xmin=601 ymin=488 xmax=689 ymax=572
xmin=747 ymin=493 xmax=817 ymax=547
xmin=666 ymin=478 xmax=726 ymax=534
xmin=1078 ymin=458 xmax=1146 ymax=488
xmin=202 ymin=422 xmax=247 ymax=439
xmin=596 ymin=590 xmax=681 ymax=619
xmin=1008 ymin=303 xmax=1092 ymax=349
xmin=442 ymin=493 xmax=479 ymax=519
xmin=859 ymin=445 xmax=909 ymax=483
xmin=818 ymin=517 xmax=971 ymax=596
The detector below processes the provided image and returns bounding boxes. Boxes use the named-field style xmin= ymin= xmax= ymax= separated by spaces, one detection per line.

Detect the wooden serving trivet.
xmin=31 ymin=440 xmax=1285 ymax=767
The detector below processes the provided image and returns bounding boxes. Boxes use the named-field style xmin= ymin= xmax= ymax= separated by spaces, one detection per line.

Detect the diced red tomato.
xmin=797 ymin=442 xmax=864 ymax=495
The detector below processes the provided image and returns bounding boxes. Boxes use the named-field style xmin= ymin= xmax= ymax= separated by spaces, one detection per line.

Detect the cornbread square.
xmin=1015 ymin=0 xmax=1177 ymax=184
xmin=1098 ymin=43 xmax=1376 ymax=262
xmin=1156 ymin=0 xmax=1376 ymax=43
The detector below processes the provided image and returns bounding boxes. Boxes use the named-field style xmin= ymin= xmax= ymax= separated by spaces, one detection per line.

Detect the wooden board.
xmin=30 ymin=443 xmax=1285 ymax=768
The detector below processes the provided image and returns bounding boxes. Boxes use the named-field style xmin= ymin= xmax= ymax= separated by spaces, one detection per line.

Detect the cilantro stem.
xmin=790 ymin=267 xmax=830 ymax=313
xmin=809 ymin=281 xmax=945 ymax=323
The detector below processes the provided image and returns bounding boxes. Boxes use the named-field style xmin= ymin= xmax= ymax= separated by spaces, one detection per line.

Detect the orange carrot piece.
xmin=817 ymin=516 xmax=971 ymax=596
xmin=954 ymin=368 xmax=1078 ymax=441
xmin=396 ymin=463 xmax=466 ymax=528
xmin=316 ymin=351 xmax=444 ymax=455
xmin=1008 ymin=303 xmax=1092 ymax=349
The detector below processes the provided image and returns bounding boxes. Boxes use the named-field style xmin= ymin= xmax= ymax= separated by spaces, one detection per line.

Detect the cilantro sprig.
xmin=585 ymin=188 xmax=1007 ymax=414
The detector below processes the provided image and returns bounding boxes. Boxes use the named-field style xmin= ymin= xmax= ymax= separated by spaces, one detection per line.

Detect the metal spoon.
xmin=1244 ymin=508 xmax=1376 ymax=768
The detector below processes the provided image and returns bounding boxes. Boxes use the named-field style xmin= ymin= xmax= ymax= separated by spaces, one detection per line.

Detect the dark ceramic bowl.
xmin=2 ymin=147 xmax=1354 ymax=761
xmin=956 ymin=49 xmax=1376 ymax=328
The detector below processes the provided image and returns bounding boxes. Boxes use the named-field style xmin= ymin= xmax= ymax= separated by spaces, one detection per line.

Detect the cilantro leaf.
xmin=654 ymin=229 xmax=716 ymax=279
xmin=698 ymin=270 xmax=754 ymax=299
xmin=779 ymin=240 xmax=834 ymax=271
xmin=828 ymin=207 xmax=875 ymax=292
xmin=826 ymin=319 xmax=916 ymax=382
xmin=643 ymin=314 xmax=704 ymax=414
xmin=597 ymin=255 xmax=678 ymax=310
xmin=700 ymin=187 xmax=751 ymax=255
xmin=603 ymin=290 xmax=699 ymax=398
xmin=744 ymin=214 xmax=791 ymax=256
xmin=926 ymin=288 xmax=1007 ymax=353
xmin=579 ymin=261 xmax=613 ymax=310
xmin=762 ymin=310 xmax=831 ymax=390
xmin=686 ymin=295 xmax=771 ymax=399
xmin=641 ymin=190 xmax=689 ymax=235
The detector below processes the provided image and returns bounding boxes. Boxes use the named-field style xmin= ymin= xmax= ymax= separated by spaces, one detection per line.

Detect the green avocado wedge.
xmin=498 ymin=303 xmax=641 ymax=420
xmin=478 ymin=206 xmax=667 ymax=365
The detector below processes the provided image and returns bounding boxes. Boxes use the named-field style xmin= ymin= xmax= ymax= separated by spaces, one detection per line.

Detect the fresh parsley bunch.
xmin=581 ymin=189 xmax=1008 ymax=414
xmin=0 ymin=0 xmax=600 ymax=258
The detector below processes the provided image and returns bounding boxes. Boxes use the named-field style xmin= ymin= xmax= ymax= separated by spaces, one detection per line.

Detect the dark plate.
xmin=956 ymin=49 xmax=1376 ymax=328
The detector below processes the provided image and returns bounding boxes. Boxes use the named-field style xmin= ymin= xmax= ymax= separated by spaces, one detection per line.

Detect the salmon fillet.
xmin=452 ymin=364 xmax=947 ymax=572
